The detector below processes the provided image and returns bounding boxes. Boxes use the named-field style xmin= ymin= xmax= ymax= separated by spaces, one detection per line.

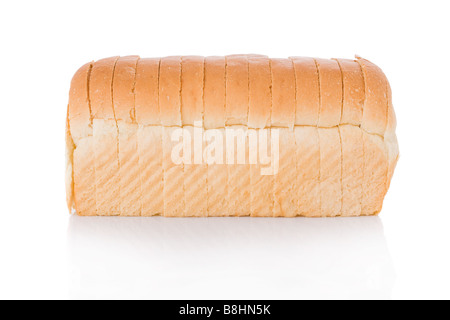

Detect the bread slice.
xmin=183 ymin=126 xmax=208 ymax=216
xmin=113 ymin=56 xmax=142 ymax=216
xmin=137 ymin=125 xmax=163 ymax=216
xmin=249 ymin=129 xmax=274 ymax=217
xmin=289 ymin=57 xmax=320 ymax=126
xmin=318 ymin=128 xmax=342 ymax=216
xmin=226 ymin=126 xmax=250 ymax=216
xmin=163 ymin=127 xmax=185 ymax=216
xmin=248 ymin=58 xmax=273 ymax=216
xmin=294 ymin=126 xmax=321 ymax=217
xmin=92 ymin=119 xmax=120 ymax=216
xmin=203 ymin=57 xmax=229 ymax=215
xmin=339 ymin=125 xmax=363 ymax=216
xmin=270 ymin=58 xmax=296 ymax=129
xmin=362 ymin=132 xmax=388 ymax=215
xmin=135 ymin=57 xmax=164 ymax=216
xmin=68 ymin=61 xmax=96 ymax=216
xmin=90 ymin=57 xmax=120 ymax=216
xmin=273 ymin=128 xmax=297 ymax=217
xmin=159 ymin=57 xmax=184 ymax=216
xmin=205 ymin=128 xmax=229 ymax=216
xmin=180 ymin=57 xmax=208 ymax=216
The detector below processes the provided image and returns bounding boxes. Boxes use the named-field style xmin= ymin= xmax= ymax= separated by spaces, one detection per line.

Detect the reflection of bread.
xmin=66 ymin=55 xmax=399 ymax=217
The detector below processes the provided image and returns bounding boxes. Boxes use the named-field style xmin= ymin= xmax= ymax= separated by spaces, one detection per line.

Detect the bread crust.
xmin=160 ymin=56 xmax=182 ymax=126
xmin=248 ymin=56 xmax=271 ymax=129
xmin=335 ymin=58 xmax=364 ymax=126
xmin=289 ymin=57 xmax=320 ymax=126
xmin=65 ymin=114 xmax=74 ymax=211
xmin=90 ymin=56 xmax=119 ymax=120
xmin=181 ymin=56 xmax=204 ymax=126
xmin=270 ymin=58 xmax=296 ymax=129
xmin=316 ymin=58 xmax=342 ymax=128
xmin=204 ymin=56 xmax=226 ymax=129
xmin=135 ymin=58 xmax=160 ymax=125
xmin=68 ymin=62 xmax=92 ymax=142
xmin=385 ymin=81 xmax=399 ymax=190
xmin=225 ymin=55 xmax=249 ymax=125
xmin=357 ymin=57 xmax=388 ymax=136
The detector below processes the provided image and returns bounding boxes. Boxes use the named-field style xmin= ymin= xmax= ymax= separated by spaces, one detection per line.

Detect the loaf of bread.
xmin=66 ymin=55 xmax=399 ymax=217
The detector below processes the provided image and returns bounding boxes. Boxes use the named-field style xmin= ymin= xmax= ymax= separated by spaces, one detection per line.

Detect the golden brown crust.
xmin=334 ymin=58 xmax=364 ymax=126
xmin=90 ymin=56 xmax=119 ymax=120
xmin=248 ymin=56 xmax=271 ymax=129
xmin=181 ymin=56 xmax=204 ymax=126
xmin=225 ymin=55 xmax=249 ymax=125
xmin=386 ymin=81 xmax=397 ymax=135
xmin=357 ymin=57 xmax=388 ymax=136
xmin=113 ymin=56 xmax=139 ymax=122
xmin=65 ymin=113 xmax=74 ymax=211
xmin=289 ymin=57 xmax=320 ymax=126
xmin=204 ymin=56 xmax=226 ymax=129
xmin=385 ymin=81 xmax=399 ymax=190
xmin=270 ymin=58 xmax=296 ymax=129
xmin=160 ymin=56 xmax=182 ymax=126
xmin=316 ymin=58 xmax=342 ymax=128
xmin=68 ymin=62 xmax=92 ymax=143
xmin=135 ymin=58 xmax=160 ymax=125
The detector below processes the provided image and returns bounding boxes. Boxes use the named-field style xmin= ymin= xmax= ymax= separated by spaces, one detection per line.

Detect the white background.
xmin=0 ymin=0 xmax=449 ymax=300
